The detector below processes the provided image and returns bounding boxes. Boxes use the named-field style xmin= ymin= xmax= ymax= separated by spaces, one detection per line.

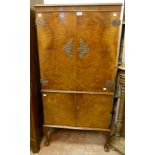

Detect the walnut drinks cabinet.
xmin=34 ymin=3 xmax=123 ymax=151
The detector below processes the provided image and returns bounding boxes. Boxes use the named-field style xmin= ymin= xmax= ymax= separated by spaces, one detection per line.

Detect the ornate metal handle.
xmin=77 ymin=39 xmax=89 ymax=58
xmin=106 ymin=80 xmax=113 ymax=88
xmin=112 ymin=19 xmax=121 ymax=26
xmin=64 ymin=39 xmax=73 ymax=58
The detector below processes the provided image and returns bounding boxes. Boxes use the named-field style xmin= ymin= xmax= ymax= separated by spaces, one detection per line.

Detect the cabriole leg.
xmin=104 ymin=132 xmax=110 ymax=152
xmin=43 ymin=126 xmax=52 ymax=146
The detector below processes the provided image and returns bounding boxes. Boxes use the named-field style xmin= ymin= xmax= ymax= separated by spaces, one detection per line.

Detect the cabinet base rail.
xmin=41 ymin=89 xmax=114 ymax=95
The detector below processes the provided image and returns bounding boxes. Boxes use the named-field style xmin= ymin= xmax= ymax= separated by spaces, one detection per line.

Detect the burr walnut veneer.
xmin=34 ymin=4 xmax=122 ymax=151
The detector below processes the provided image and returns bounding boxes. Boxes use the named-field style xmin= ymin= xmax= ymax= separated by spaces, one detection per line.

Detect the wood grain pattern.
xmin=76 ymin=94 xmax=113 ymax=128
xmin=76 ymin=11 xmax=120 ymax=92
xmin=36 ymin=12 xmax=76 ymax=90
xmin=42 ymin=93 xmax=76 ymax=126
xmin=35 ymin=5 xmax=121 ymax=137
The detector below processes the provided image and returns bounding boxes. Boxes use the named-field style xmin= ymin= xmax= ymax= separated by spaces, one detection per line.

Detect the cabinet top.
xmin=34 ymin=3 xmax=122 ymax=12
xmin=34 ymin=3 xmax=122 ymax=7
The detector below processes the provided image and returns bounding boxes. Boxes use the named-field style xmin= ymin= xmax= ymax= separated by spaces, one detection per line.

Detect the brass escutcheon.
xmin=77 ymin=39 xmax=89 ymax=58
xmin=64 ymin=39 xmax=73 ymax=58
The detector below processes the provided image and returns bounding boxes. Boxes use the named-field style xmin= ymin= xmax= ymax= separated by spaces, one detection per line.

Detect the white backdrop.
xmin=44 ymin=0 xmax=124 ymax=4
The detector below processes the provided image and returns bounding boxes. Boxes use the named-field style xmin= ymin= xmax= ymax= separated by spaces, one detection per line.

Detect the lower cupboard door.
xmin=42 ymin=93 xmax=76 ymax=126
xmin=76 ymin=94 xmax=113 ymax=129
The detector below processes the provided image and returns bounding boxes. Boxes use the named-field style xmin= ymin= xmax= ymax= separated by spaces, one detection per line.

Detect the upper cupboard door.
xmin=36 ymin=12 xmax=76 ymax=90
xmin=76 ymin=11 xmax=120 ymax=92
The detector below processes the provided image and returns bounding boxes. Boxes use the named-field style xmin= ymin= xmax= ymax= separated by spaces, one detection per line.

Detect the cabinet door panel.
xmin=36 ymin=12 xmax=76 ymax=90
xmin=76 ymin=12 xmax=120 ymax=92
xmin=76 ymin=94 xmax=113 ymax=129
xmin=42 ymin=93 xmax=76 ymax=126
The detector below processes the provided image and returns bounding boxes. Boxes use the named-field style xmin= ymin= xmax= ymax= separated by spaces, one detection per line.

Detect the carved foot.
xmin=104 ymin=144 xmax=109 ymax=152
xmin=44 ymin=140 xmax=49 ymax=146
xmin=104 ymin=132 xmax=110 ymax=152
